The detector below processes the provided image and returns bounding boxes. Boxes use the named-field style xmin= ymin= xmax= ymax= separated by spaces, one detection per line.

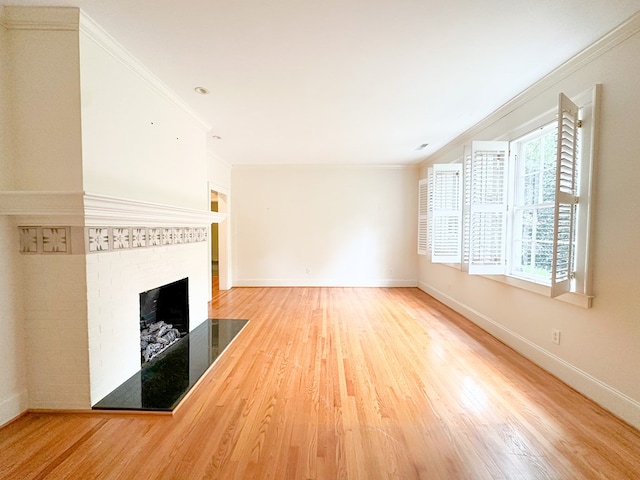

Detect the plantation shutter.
xmin=427 ymin=168 xmax=434 ymax=255
xmin=468 ymin=141 xmax=509 ymax=275
xmin=551 ymin=93 xmax=580 ymax=297
xmin=431 ymin=163 xmax=462 ymax=263
xmin=461 ymin=145 xmax=472 ymax=272
xmin=417 ymin=176 xmax=429 ymax=255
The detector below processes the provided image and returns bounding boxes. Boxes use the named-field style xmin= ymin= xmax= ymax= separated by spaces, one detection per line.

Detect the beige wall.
xmin=232 ymin=165 xmax=418 ymax=286
xmin=0 ymin=215 xmax=27 ymax=425
xmin=2 ymin=8 xmax=91 ymax=412
xmin=0 ymin=16 xmax=11 ymax=190
xmin=0 ymin=11 xmax=77 ymax=425
xmin=9 ymin=14 xmax=83 ymax=191
xmin=418 ymin=24 xmax=640 ymax=428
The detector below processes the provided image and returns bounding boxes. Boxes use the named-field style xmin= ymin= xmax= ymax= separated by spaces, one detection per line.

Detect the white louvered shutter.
xmin=551 ymin=93 xmax=580 ymax=297
xmin=461 ymin=145 xmax=472 ymax=272
xmin=417 ymin=176 xmax=429 ymax=255
xmin=427 ymin=167 xmax=434 ymax=255
xmin=468 ymin=141 xmax=509 ymax=275
xmin=431 ymin=163 xmax=462 ymax=263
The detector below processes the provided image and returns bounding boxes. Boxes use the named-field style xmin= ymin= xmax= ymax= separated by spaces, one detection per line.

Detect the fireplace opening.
xmin=139 ymin=278 xmax=189 ymax=364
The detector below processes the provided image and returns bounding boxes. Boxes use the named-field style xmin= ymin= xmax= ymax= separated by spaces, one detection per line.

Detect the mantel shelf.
xmin=0 ymin=191 xmax=227 ymax=226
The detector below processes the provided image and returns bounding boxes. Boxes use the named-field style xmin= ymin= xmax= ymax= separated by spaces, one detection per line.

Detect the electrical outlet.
xmin=552 ymin=329 xmax=561 ymax=345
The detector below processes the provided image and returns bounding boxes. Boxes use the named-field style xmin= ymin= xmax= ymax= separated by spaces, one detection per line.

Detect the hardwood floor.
xmin=1 ymin=287 xmax=639 ymax=479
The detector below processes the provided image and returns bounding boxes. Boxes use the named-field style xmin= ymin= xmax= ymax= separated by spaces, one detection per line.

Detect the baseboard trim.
xmin=418 ymin=280 xmax=640 ymax=430
xmin=0 ymin=390 xmax=29 ymax=429
xmin=234 ymin=279 xmax=418 ymax=288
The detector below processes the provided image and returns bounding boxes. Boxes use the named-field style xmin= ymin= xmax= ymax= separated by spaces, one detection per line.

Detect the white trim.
xmin=208 ymin=181 xmax=230 ymax=198
xmin=493 ymin=274 xmax=593 ymax=309
xmin=0 ymin=191 xmax=226 ymax=226
xmin=582 ymin=85 xmax=601 ymax=297
xmin=83 ymin=193 xmax=226 ymax=226
xmin=430 ymin=261 xmax=593 ymax=308
xmin=78 ymin=11 xmax=210 ymax=131
xmin=208 ymin=183 xmax=232 ymax=291
xmin=423 ymin=11 xmax=640 ymax=166
xmin=0 ymin=390 xmax=29 ymax=428
xmin=418 ymin=280 xmax=640 ymax=430
xmin=2 ymin=6 xmax=79 ymax=31
xmin=234 ymin=278 xmax=418 ymax=287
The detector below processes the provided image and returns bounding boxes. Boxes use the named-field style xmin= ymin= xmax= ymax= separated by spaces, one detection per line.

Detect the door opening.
xmin=211 ymin=193 xmax=219 ymax=291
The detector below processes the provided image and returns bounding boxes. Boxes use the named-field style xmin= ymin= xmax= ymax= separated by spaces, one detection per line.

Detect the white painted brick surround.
xmin=19 ymin=239 xmax=211 ymax=410
xmin=87 ymin=242 xmax=210 ymax=405
xmin=4 ymin=192 xmax=223 ymax=410
xmin=21 ymin=253 xmax=91 ymax=410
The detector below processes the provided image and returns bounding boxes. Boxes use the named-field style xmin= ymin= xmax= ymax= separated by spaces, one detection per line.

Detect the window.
xmin=511 ymin=122 xmax=558 ymax=283
xmin=419 ymin=87 xmax=599 ymax=304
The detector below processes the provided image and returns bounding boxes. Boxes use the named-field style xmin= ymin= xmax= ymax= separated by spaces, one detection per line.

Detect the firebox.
xmin=139 ymin=278 xmax=189 ymax=364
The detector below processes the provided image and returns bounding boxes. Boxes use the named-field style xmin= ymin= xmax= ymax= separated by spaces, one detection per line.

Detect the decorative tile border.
xmin=18 ymin=226 xmax=209 ymax=254
xmin=19 ymin=227 xmax=70 ymax=254
xmin=19 ymin=227 xmax=39 ymax=253
xmin=84 ymin=226 xmax=207 ymax=254
xmin=42 ymin=227 xmax=69 ymax=253
xmin=112 ymin=228 xmax=130 ymax=250
xmin=87 ymin=227 xmax=109 ymax=252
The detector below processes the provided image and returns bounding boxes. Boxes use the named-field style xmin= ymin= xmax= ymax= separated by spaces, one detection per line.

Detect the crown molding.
xmin=423 ymin=10 xmax=640 ymax=165
xmin=2 ymin=6 xmax=79 ymax=31
xmin=78 ymin=11 xmax=210 ymax=132
xmin=231 ymin=163 xmax=416 ymax=171
xmin=0 ymin=191 xmax=226 ymax=226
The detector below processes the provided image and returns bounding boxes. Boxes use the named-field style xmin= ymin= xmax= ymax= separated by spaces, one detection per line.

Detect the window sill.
xmin=489 ymin=274 xmax=593 ymax=309
xmin=436 ymin=262 xmax=593 ymax=309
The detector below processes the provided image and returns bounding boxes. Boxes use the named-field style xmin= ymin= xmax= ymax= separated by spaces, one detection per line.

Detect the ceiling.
xmin=6 ymin=1 xmax=640 ymax=165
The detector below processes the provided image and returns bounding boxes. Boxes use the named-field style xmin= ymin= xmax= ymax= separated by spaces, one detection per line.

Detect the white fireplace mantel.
xmin=0 ymin=191 xmax=227 ymax=226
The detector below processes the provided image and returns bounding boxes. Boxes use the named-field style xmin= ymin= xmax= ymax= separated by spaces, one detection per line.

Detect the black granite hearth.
xmin=93 ymin=318 xmax=248 ymax=412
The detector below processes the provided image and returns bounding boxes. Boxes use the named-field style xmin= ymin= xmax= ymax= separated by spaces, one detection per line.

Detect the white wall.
xmin=208 ymin=150 xmax=232 ymax=192
xmin=79 ymin=29 xmax=208 ymax=210
xmin=232 ymin=165 xmax=418 ymax=286
xmin=418 ymin=23 xmax=640 ymax=428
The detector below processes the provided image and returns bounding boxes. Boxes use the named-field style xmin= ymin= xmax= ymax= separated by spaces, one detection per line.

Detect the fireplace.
xmin=139 ymin=278 xmax=189 ymax=364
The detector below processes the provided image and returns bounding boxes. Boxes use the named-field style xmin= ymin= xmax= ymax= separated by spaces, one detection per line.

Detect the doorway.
xmin=210 ymin=186 xmax=230 ymax=291
xmin=211 ymin=193 xmax=219 ymax=291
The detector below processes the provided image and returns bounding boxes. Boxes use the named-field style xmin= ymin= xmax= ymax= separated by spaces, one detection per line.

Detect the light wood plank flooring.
xmin=1 ymin=287 xmax=639 ymax=479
